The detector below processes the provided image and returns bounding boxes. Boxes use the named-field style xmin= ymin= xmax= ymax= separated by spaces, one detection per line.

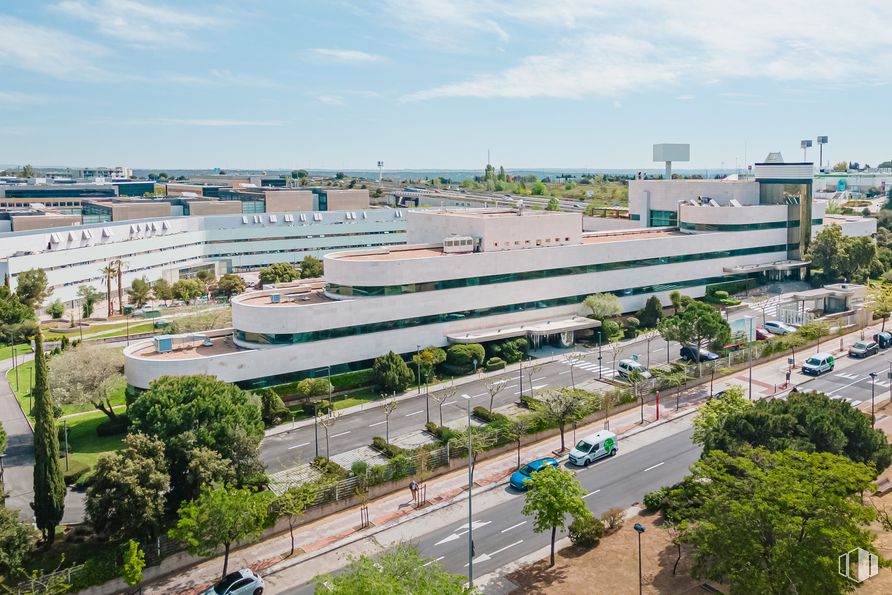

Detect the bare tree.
xmin=563 ymin=351 xmax=584 ymax=390
xmin=509 ymin=416 xmax=532 ymax=470
xmin=430 ymin=383 xmax=456 ymax=427
xmin=318 ymin=409 xmax=340 ymax=460
xmin=641 ymin=328 xmax=660 ymax=369
xmin=483 ymin=377 xmax=507 ymax=413
xmin=525 ymin=361 xmax=545 ymax=398
xmin=382 ymin=394 xmax=398 ymax=444
xmin=627 ymin=369 xmax=647 ymax=424
xmin=606 ymin=337 xmax=625 ymax=376
xmin=539 ymin=388 xmax=582 ymax=452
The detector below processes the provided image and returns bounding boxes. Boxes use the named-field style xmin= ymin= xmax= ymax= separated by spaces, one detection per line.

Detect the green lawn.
xmin=6 ymin=361 xmax=126 ymax=418
xmin=62 ymin=410 xmax=124 ymax=468
xmin=0 ymin=342 xmax=31 ymax=361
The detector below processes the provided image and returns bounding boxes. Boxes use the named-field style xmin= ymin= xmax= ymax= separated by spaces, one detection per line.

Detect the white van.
xmin=802 ymin=352 xmax=834 ymax=376
xmin=617 ymin=359 xmax=651 ymax=379
xmin=569 ymin=430 xmax=618 ymax=466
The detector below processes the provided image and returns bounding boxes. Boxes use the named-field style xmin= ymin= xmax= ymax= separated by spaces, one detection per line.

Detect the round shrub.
xmin=713 ymin=290 xmax=729 ymax=300
xmin=568 ymin=514 xmax=605 ymax=548
xmin=485 ymin=357 xmax=506 ymax=371
xmin=643 ymin=487 xmax=668 ymax=511
xmin=445 ymin=343 xmax=486 ymax=375
xmin=601 ymin=319 xmax=621 ymax=339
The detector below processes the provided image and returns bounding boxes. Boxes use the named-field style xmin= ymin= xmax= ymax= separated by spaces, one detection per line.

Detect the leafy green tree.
xmin=522 ymin=465 xmax=590 ymax=566
xmin=16 ymin=268 xmax=51 ymax=309
xmin=869 ymin=282 xmax=892 ymax=331
xmin=371 ymin=351 xmax=415 ymax=393
xmin=545 ymin=197 xmax=560 ymax=211
xmin=294 ymin=377 xmax=332 ymax=399
xmin=636 ymin=295 xmax=663 ymax=328
xmin=444 ymin=343 xmax=485 ymax=374
xmin=86 ymin=434 xmax=170 ymax=541
xmin=49 ymin=343 xmax=124 ymax=421
xmin=45 ymin=299 xmax=65 ymax=320
xmin=582 ymin=293 xmax=621 ymax=320
xmin=299 ymin=255 xmax=324 ymax=278
xmin=170 ymin=485 xmax=273 ymax=580
xmin=293 ymin=169 xmax=309 ymax=179
xmin=76 ymin=284 xmax=101 ymax=317
xmin=254 ymin=388 xmax=289 ymax=426
xmin=842 ymin=235 xmax=878 ymax=281
xmin=272 ymin=483 xmax=316 ymax=556
xmin=0 ymin=419 xmax=6 ymax=455
xmin=411 ymin=346 xmax=447 ymax=383
xmin=258 ymin=262 xmax=299 ymax=286
xmin=699 ymin=390 xmax=892 ymax=472
xmin=126 ymin=277 xmax=152 ymax=308
xmin=184 ymin=447 xmax=235 ymax=498
xmin=171 ymin=278 xmax=204 ymax=304
xmin=691 ymin=386 xmax=750 ymax=445
xmin=686 ymin=448 xmax=877 ymax=594
xmin=151 ymin=278 xmax=173 ymax=304
xmin=537 ymin=388 xmax=583 ymax=452
xmin=128 ymin=375 xmax=265 ymax=505
xmin=315 ymin=544 xmax=473 ymax=594
xmin=0 ymin=506 xmax=35 ymax=577
xmin=121 ymin=539 xmax=145 ymax=592
xmin=31 ymin=332 xmax=65 ymax=545
xmin=215 ymin=273 xmax=246 ymax=298
xmin=531 ymin=181 xmax=547 ymax=195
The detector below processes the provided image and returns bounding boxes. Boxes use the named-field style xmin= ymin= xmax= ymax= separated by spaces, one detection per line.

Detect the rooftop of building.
xmin=415 ymin=208 xmax=574 ymax=219
xmin=130 ymin=334 xmax=244 ymax=360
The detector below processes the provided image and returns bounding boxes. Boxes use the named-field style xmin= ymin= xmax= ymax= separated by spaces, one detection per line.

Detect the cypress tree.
xmin=31 ymin=331 xmax=65 ymax=545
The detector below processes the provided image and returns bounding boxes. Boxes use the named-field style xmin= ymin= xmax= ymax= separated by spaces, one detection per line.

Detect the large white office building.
xmin=124 ymin=158 xmax=877 ymax=389
xmin=0 ymin=208 xmax=407 ymax=305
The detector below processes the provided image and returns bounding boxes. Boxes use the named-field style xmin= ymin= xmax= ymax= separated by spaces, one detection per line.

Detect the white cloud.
xmin=316 ymin=95 xmax=345 ymax=106
xmin=164 ymin=69 xmax=280 ymax=88
xmin=0 ymin=16 xmax=106 ymax=79
xmin=54 ymin=0 xmax=222 ymax=48
xmin=125 ymin=118 xmax=285 ymax=127
xmin=309 ymin=48 xmax=384 ymax=63
xmin=398 ymin=0 xmax=892 ymax=100
xmin=675 ymin=95 xmax=694 ymax=101
xmin=0 ymin=91 xmax=46 ymax=105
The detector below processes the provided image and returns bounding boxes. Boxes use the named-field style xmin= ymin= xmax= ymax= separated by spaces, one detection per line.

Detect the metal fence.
xmin=14 ymin=564 xmax=85 ymax=595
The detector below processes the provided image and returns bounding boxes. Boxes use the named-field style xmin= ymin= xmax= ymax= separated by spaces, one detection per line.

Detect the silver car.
xmin=204 ymin=569 xmax=264 ymax=595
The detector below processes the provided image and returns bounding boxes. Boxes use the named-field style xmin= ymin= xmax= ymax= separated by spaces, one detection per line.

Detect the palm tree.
xmin=100 ymin=263 xmax=115 ymax=317
xmin=114 ymin=259 xmax=128 ymax=315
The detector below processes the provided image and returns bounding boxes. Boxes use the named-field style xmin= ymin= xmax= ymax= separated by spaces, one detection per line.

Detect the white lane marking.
xmin=330 ymin=431 xmax=351 ymax=438
xmin=531 ymin=384 xmax=547 ymax=390
xmin=558 ymin=370 xmax=572 ymax=375
xmin=828 ymin=374 xmax=875 ymax=396
xmin=652 ymin=347 xmax=665 ymax=353
xmin=644 ymin=462 xmax=665 ymax=472
xmin=405 ymin=410 xmax=424 ymax=417
xmin=423 ymin=556 xmax=445 ymax=567
xmin=582 ymin=489 xmax=601 ymax=499
xmin=489 ymin=540 xmax=524 ymax=557
xmin=470 ymin=392 xmax=487 ymax=398
xmin=443 ymin=401 xmax=456 ymax=406
xmin=501 ymin=521 xmax=527 ymax=533
xmin=532 ymin=376 xmax=548 ymax=381
xmin=287 ymin=442 xmax=310 ymax=450
xmin=369 ymin=420 xmax=386 ymax=427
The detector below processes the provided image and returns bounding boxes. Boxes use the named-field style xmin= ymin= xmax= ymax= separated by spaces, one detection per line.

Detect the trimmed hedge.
xmin=425 ymin=422 xmax=455 ymax=443
xmin=472 ymin=406 xmax=511 ymax=426
xmin=519 ymin=393 xmax=540 ymax=410
xmin=444 ymin=343 xmax=485 ymax=375
xmin=312 ymin=456 xmax=349 ymax=480
xmin=485 ymin=357 xmax=506 ymax=371
xmin=372 ymin=436 xmax=411 ymax=458
xmin=63 ymin=459 xmax=91 ymax=485
xmin=330 ymin=369 xmax=373 ymax=391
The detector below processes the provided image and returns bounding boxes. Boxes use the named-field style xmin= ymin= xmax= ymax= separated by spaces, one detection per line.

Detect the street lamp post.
xmin=461 ymin=393 xmax=475 ymax=587
xmin=518 ymin=356 xmax=524 ymax=399
xmin=598 ymin=337 xmax=603 ymax=379
xmin=416 ymin=345 xmax=421 ymax=396
xmin=634 ymin=523 xmax=646 ymax=595
xmin=63 ymin=420 xmax=70 ymax=472
xmin=870 ymin=372 xmax=877 ymax=425
xmin=888 ymin=361 xmax=892 ymax=405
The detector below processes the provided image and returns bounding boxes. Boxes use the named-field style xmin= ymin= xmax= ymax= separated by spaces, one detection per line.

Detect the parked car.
xmin=568 ymin=431 xmax=618 ymax=466
xmin=849 ymin=340 xmax=879 ymax=358
xmin=874 ymin=331 xmax=892 ymax=349
xmin=801 ymin=352 xmax=835 ymax=376
xmin=764 ymin=320 xmax=795 ymax=335
xmin=509 ymin=457 xmax=559 ymax=491
xmin=680 ymin=345 xmax=719 ymax=362
xmin=204 ymin=569 xmax=264 ymax=595
xmin=616 ymin=359 xmax=652 ymax=379
xmin=755 ymin=327 xmax=774 ymax=340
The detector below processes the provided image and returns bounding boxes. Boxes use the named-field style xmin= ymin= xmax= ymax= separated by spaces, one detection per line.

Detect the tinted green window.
xmin=648 ymin=210 xmax=677 ymax=227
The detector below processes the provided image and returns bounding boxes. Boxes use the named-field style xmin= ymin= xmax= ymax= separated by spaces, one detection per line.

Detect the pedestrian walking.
xmin=409 ymin=480 xmax=418 ymax=503
xmin=785 ymin=369 xmax=791 ymax=387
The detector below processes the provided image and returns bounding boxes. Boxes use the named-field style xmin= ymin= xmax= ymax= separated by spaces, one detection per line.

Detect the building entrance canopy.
xmin=446 ymin=315 xmax=600 ymax=344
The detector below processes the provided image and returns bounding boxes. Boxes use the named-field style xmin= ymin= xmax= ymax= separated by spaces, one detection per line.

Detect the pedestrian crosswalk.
xmin=558 ymin=359 xmax=617 ymax=378
xmin=829 ymin=395 xmax=864 ymax=407
xmin=834 ymin=372 xmax=892 ymax=388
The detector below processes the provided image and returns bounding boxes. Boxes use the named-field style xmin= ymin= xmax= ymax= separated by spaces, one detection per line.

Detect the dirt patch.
xmin=507 ymin=512 xmax=720 ymax=594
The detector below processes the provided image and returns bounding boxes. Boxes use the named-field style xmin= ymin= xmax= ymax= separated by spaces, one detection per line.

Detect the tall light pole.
xmin=377 ymin=161 xmax=384 ymax=187
xmin=634 ymin=523 xmax=646 ymax=595
xmin=870 ymin=372 xmax=877 ymax=425
xmin=817 ymin=136 xmax=828 ymax=172
xmin=888 ymin=361 xmax=892 ymax=405
xmin=461 ymin=393 xmax=474 ymax=587
xmin=416 ymin=345 xmax=422 ymax=396
xmin=801 ymin=139 xmax=813 ymax=162
xmin=746 ymin=316 xmax=754 ymax=400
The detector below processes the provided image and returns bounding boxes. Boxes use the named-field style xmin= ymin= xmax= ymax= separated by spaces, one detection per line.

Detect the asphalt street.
xmin=279 ymin=426 xmax=700 ymax=594
xmin=792 ymin=347 xmax=892 ymax=410
xmin=260 ymin=338 xmax=682 ymax=472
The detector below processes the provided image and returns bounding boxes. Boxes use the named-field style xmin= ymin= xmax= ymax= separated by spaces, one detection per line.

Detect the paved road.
xmin=792 ymin=348 xmax=892 ymax=410
xmin=261 ymin=338 xmax=682 ymax=473
xmin=279 ymin=425 xmax=700 ymax=594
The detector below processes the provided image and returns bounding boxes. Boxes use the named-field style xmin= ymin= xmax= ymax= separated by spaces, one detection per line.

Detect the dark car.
xmin=849 ymin=340 xmax=879 ymax=358
xmin=874 ymin=332 xmax=892 ymax=349
xmin=680 ymin=345 xmax=719 ymax=362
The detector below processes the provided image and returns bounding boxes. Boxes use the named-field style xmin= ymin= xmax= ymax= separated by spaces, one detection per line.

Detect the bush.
xmin=387 ymin=454 xmax=413 ymax=480
xmin=368 ymin=464 xmax=388 ymax=486
xmin=568 ymin=514 xmax=605 ymax=548
xmin=425 ymin=423 xmax=454 ymax=443
xmin=60 ymin=335 xmax=70 ymax=350
xmin=256 ymin=388 xmax=289 ymax=426
xmin=519 ymin=393 xmax=540 ymax=410
xmin=636 ymin=295 xmax=663 ymax=328
xmin=46 ymin=299 xmax=66 ymax=319
xmin=330 ymin=369 xmax=373 ymax=391
xmin=371 ymin=351 xmax=415 ymax=393
xmin=445 ymin=343 xmax=485 ymax=375
xmin=372 ymin=436 xmax=410 ymax=459
xmin=472 ymin=406 xmax=510 ymax=426
xmin=70 ymin=549 xmax=119 ymax=591
xmin=643 ymin=487 xmax=668 ymax=511
xmin=712 ymin=290 xmax=729 ymax=300
xmin=312 ymin=456 xmax=348 ymax=480
xmin=485 ymin=337 xmax=528 ymax=363
xmin=485 ymin=357 xmax=506 ymax=371
xmin=74 ymin=468 xmax=95 ymax=490
xmin=351 ymin=460 xmax=368 ymax=478
xmin=63 ymin=459 xmax=91 ymax=485
xmin=601 ymin=319 xmax=621 ymax=339
xmin=95 ymin=414 xmax=129 ymax=437
xmin=310 ymin=399 xmax=332 ymax=416
xmin=624 ymin=316 xmax=640 ymax=339
xmin=601 ymin=507 xmax=625 ymax=534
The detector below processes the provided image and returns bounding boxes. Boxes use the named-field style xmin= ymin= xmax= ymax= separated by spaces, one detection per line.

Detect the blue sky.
xmin=1 ymin=0 xmax=891 ymax=170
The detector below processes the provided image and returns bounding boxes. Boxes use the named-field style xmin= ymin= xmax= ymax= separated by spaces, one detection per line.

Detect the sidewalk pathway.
xmin=0 ymin=353 xmax=35 ymax=519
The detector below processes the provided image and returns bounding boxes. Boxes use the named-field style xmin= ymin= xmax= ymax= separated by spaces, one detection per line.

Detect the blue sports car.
xmin=509 ymin=457 xmax=560 ymax=490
